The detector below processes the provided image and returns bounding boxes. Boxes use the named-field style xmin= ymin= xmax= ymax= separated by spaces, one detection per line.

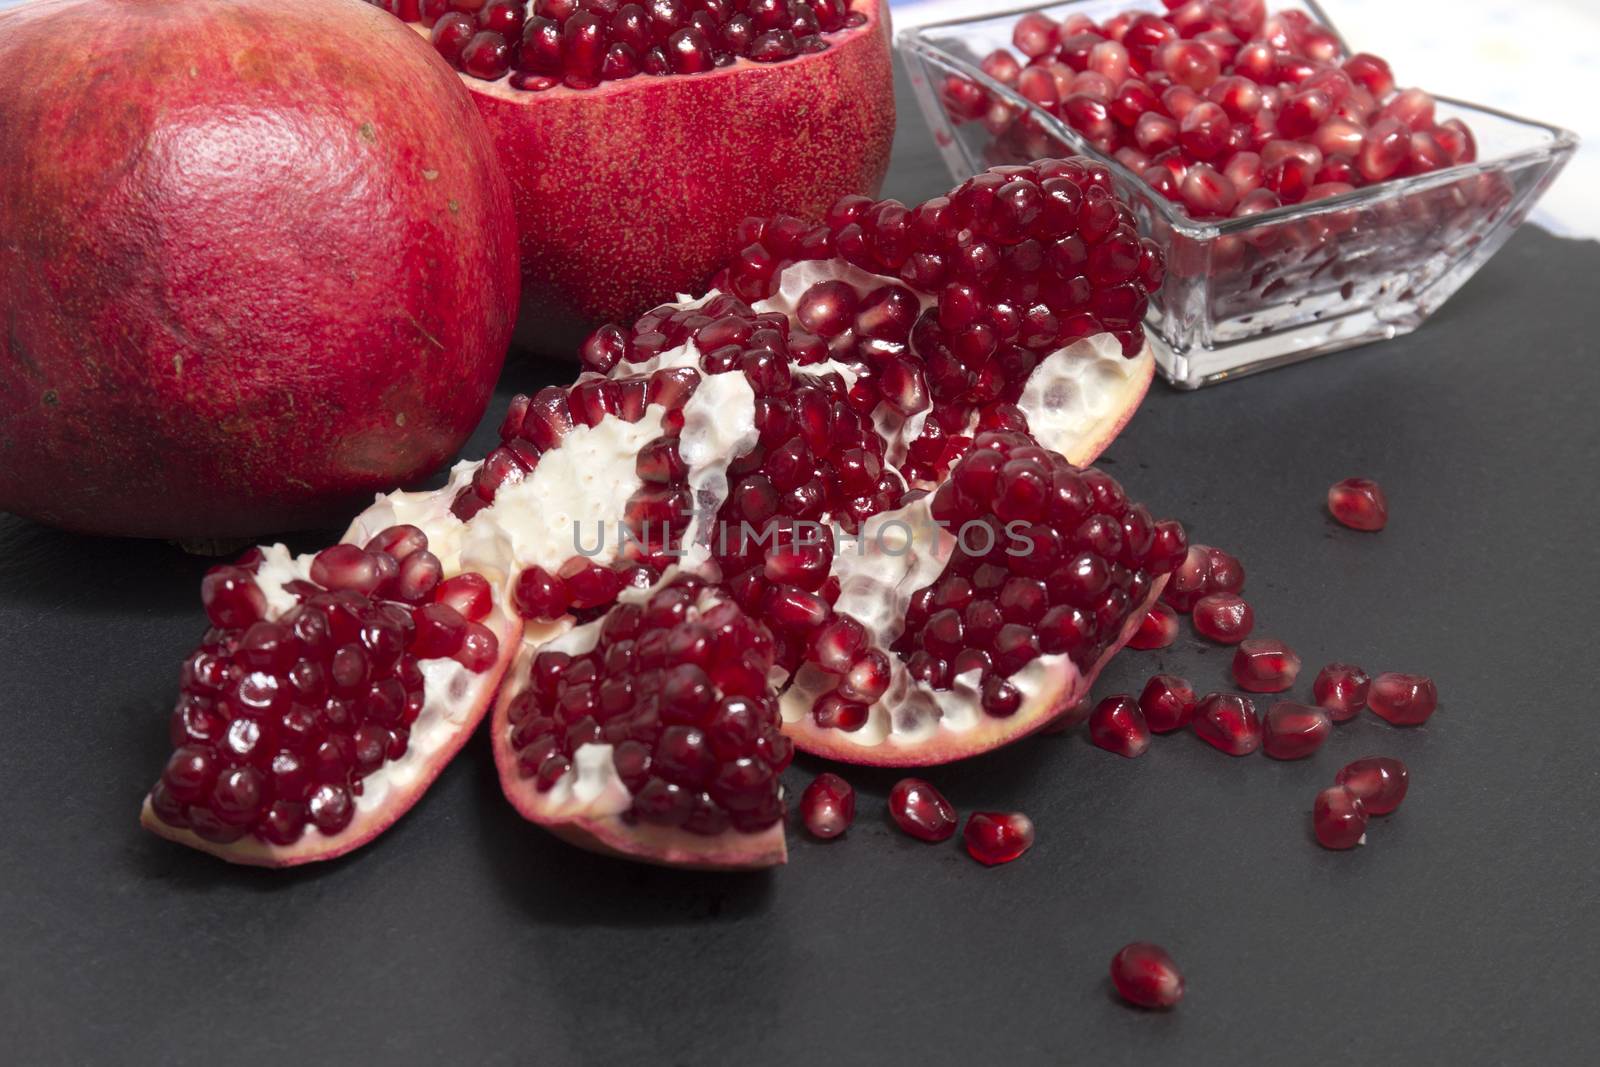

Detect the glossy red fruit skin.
xmin=457 ymin=3 xmax=894 ymax=354
xmin=1367 ymin=672 xmax=1438 ymax=726
xmin=888 ymin=778 xmax=958 ymax=842
xmin=1192 ymin=692 xmax=1261 ymax=755
xmin=1327 ymin=477 xmax=1388 ymax=531
xmin=1139 ymin=673 xmax=1197 ymax=733
xmin=963 ymin=812 xmax=1036 ymax=866
xmin=1335 ymin=757 xmax=1409 ymax=815
xmin=1110 ymin=942 xmax=1184 ymax=1009
xmin=1313 ymin=786 xmax=1367 ymax=849
xmin=1312 ymin=662 xmax=1370 ymax=722
xmin=1231 ymin=638 xmax=1301 ymax=692
xmin=1261 ymin=702 xmax=1330 ymax=760
xmin=0 ymin=0 xmax=519 ymax=538
xmin=1089 ymin=695 xmax=1151 ymax=757
xmin=800 ymin=772 xmax=856 ymax=839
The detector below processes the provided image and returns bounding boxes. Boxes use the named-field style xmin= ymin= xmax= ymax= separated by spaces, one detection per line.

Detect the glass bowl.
xmin=896 ymin=0 xmax=1578 ymax=388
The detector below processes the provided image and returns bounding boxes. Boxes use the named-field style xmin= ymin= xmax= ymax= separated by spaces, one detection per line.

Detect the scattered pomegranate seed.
xmin=1191 ymin=592 xmax=1253 ymax=643
xmin=1312 ymin=786 xmax=1367 ymax=849
xmin=963 ymin=811 xmax=1036 ymax=866
xmin=1312 ymin=662 xmax=1370 ymax=722
xmin=1367 ymin=672 xmax=1438 ymax=726
xmin=888 ymin=778 xmax=958 ymax=842
xmin=1127 ymin=603 xmax=1179 ymax=650
xmin=1192 ymin=692 xmax=1261 ymax=755
xmin=1327 ymin=477 xmax=1388 ymax=531
xmin=1089 ymin=695 xmax=1152 ymax=758
xmin=800 ymin=772 xmax=856 ymax=839
xmin=1335 ymin=757 xmax=1409 ymax=815
xmin=1261 ymin=702 xmax=1331 ymax=760
xmin=1110 ymin=942 xmax=1184 ymax=1009
xmin=1139 ymin=673 xmax=1197 ymax=733
xmin=1231 ymin=638 xmax=1301 ymax=692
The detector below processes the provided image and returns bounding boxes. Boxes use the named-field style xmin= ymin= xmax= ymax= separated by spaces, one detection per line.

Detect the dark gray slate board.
xmin=3 ymin=64 xmax=1598 ymax=1066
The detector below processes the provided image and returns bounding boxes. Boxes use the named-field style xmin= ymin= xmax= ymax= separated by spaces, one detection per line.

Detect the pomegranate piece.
xmin=1261 ymin=702 xmax=1331 ymax=760
xmin=1231 ymin=638 xmax=1301 ymax=692
xmin=1313 ymin=786 xmax=1367 ymax=849
xmin=964 ymin=812 xmax=1036 ymax=866
xmin=1367 ymin=672 xmax=1438 ymax=726
xmin=1327 ymin=477 xmax=1388 ymax=531
xmin=1127 ymin=603 xmax=1179 ymax=650
xmin=889 ymin=778 xmax=958 ymax=842
xmin=800 ymin=772 xmax=857 ymax=840
xmin=1192 ymin=692 xmax=1261 ymax=755
xmin=1089 ymin=695 xmax=1152 ymax=758
xmin=1335 ymin=757 xmax=1409 ymax=815
xmin=1312 ymin=662 xmax=1370 ymax=722
xmin=1111 ymin=942 xmax=1185 ymax=1009
xmin=1191 ymin=592 xmax=1254 ymax=643
xmin=1139 ymin=673 xmax=1198 ymax=733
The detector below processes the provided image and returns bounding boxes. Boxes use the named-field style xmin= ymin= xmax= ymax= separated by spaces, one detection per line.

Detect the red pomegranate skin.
xmin=454 ymin=1 xmax=894 ymax=354
xmin=0 ymin=0 xmax=520 ymax=539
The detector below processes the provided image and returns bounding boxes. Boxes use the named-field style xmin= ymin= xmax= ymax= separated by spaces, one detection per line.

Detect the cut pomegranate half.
xmin=141 ymin=532 xmax=521 ymax=866
xmin=491 ymin=578 xmax=789 ymax=869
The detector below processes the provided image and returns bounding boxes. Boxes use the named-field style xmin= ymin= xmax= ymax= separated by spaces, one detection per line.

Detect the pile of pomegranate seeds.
xmin=149 ymin=529 xmax=500 ymax=846
xmin=1110 ymin=941 xmax=1185 ymax=1009
xmin=1327 ymin=476 xmax=1388 ymax=530
xmin=963 ymin=811 xmax=1035 ymax=865
xmin=505 ymin=579 xmax=793 ymax=833
xmin=953 ymin=1 xmax=1476 ymax=220
xmin=1161 ymin=542 xmax=1243 ymax=611
xmin=888 ymin=777 xmax=957 ymax=842
xmin=799 ymin=772 xmax=855 ymax=838
xmin=384 ymin=0 xmax=867 ymax=89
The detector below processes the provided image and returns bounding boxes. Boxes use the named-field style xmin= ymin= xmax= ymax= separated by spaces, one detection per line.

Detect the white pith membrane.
xmin=139 ymin=544 xmax=522 ymax=867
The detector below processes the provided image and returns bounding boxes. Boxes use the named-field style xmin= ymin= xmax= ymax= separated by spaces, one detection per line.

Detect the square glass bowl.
xmin=896 ymin=0 xmax=1578 ymax=387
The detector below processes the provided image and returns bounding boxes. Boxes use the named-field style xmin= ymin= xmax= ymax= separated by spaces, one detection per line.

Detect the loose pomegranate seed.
xmin=1313 ymin=786 xmax=1367 ymax=849
xmin=1335 ymin=757 xmax=1409 ymax=815
xmin=1127 ymin=603 xmax=1178 ymax=650
xmin=1261 ymin=702 xmax=1330 ymax=760
xmin=1192 ymin=692 xmax=1260 ymax=755
xmin=1312 ymin=662 xmax=1370 ymax=722
xmin=1231 ymin=638 xmax=1301 ymax=692
xmin=800 ymin=772 xmax=856 ymax=839
xmin=1138 ymin=673 xmax=1197 ymax=733
xmin=1089 ymin=695 xmax=1151 ymax=758
xmin=1111 ymin=942 xmax=1184 ymax=1009
xmin=1366 ymin=672 xmax=1437 ymax=726
xmin=1192 ymin=593 xmax=1253 ymax=643
xmin=888 ymin=778 xmax=957 ymax=842
xmin=1327 ymin=477 xmax=1388 ymax=531
xmin=964 ymin=811 xmax=1035 ymax=866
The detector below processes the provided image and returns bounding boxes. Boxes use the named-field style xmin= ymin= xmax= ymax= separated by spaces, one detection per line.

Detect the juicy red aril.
xmin=1313 ymin=786 xmax=1367 ymax=849
xmin=201 ymin=566 xmax=267 ymax=629
xmin=1367 ymin=672 xmax=1437 ymax=726
xmin=1139 ymin=673 xmax=1197 ymax=733
xmin=1328 ymin=477 xmax=1388 ymax=531
xmin=888 ymin=778 xmax=957 ymax=842
xmin=800 ymin=772 xmax=855 ymax=839
xmin=512 ymin=565 xmax=570 ymax=620
xmin=1231 ymin=638 xmax=1301 ymax=692
xmin=1192 ymin=593 xmax=1253 ymax=643
xmin=1335 ymin=756 xmax=1409 ymax=815
xmin=1127 ymin=603 xmax=1178 ymax=650
xmin=1192 ymin=692 xmax=1260 ymax=755
xmin=1312 ymin=662 xmax=1370 ymax=722
xmin=1111 ymin=942 xmax=1184 ymax=1009
xmin=434 ymin=572 xmax=494 ymax=622
xmin=1089 ymin=695 xmax=1151 ymax=758
xmin=963 ymin=811 xmax=1035 ymax=866
xmin=1261 ymin=702 xmax=1330 ymax=760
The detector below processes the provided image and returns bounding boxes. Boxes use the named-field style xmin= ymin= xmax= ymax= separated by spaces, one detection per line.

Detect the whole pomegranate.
xmin=0 ymin=0 xmax=520 ymax=541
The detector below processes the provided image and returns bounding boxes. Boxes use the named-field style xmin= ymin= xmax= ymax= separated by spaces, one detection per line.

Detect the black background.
xmin=3 ymin=64 xmax=1598 ymax=1065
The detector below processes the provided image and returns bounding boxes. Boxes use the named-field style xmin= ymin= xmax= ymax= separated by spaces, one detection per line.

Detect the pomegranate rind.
xmin=139 ymin=608 xmax=522 ymax=868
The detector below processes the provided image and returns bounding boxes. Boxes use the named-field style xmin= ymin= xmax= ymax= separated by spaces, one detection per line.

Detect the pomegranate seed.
xmin=1111 ymin=942 xmax=1184 ymax=1009
xmin=434 ymin=572 xmax=493 ymax=622
xmin=1231 ymin=638 xmax=1301 ymax=692
xmin=1335 ymin=757 xmax=1409 ymax=815
xmin=800 ymin=772 xmax=855 ymax=839
xmin=1127 ymin=603 xmax=1178 ymax=650
xmin=1366 ymin=672 xmax=1437 ymax=726
xmin=1261 ymin=702 xmax=1330 ymax=760
xmin=1327 ymin=477 xmax=1388 ymax=531
xmin=1313 ymin=786 xmax=1367 ymax=849
xmin=963 ymin=812 xmax=1035 ymax=866
xmin=888 ymin=778 xmax=957 ymax=842
xmin=200 ymin=567 xmax=266 ymax=629
xmin=1192 ymin=692 xmax=1260 ymax=755
xmin=1204 ymin=547 xmax=1244 ymax=593
xmin=512 ymin=565 xmax=569 ymax=620
xmin=1191 ymin=593 xmax=1253 ymax=643
xmin=1138 ymin=674 xmax=1197 ymax=733
xmin=1089 ymin=695 xmax=1151 ymax=758
xmin=1312 ymin=662 xmax=1370 ymax=722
